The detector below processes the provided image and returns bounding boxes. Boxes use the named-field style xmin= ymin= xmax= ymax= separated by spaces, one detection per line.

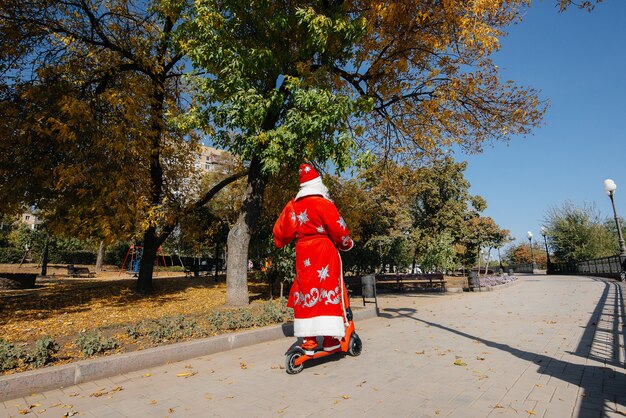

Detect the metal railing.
xmin=549 ymin=255 xmax=626 ymax=280
xmin=506 ymin=263 xmax=535 ymax=273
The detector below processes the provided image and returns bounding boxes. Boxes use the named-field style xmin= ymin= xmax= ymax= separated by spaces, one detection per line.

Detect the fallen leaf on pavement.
xmin=176 ymin=371 xmax=197 ymax=378
xmin=453 ymin=359 xmax=467 ymax=366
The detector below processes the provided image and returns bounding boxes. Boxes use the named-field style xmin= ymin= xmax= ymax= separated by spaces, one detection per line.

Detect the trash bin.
xmin=508 ymin=268 xmax=514 ymax=276
xmin=469 ymin=271 xmax=479 ymax=291
xmin=362 ymin=274 xmax=376 ymax=298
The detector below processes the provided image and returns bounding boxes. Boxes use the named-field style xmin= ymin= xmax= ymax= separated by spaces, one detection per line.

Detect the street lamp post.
xmin=603 ymin=179 xmax=626 ymax=256
xmin=527 ymin=231 xmax=536 ymax=272
xmin=540 ymin=226 xmax=551 ymax=274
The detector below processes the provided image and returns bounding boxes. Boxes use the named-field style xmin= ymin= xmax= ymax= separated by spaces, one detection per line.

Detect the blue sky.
xmin=460 ymin=0 xmax=626 ymax=247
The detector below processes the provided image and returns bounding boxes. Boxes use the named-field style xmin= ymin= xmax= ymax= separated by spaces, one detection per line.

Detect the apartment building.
xmin=195 ymin=145 xmax=235 ymax=174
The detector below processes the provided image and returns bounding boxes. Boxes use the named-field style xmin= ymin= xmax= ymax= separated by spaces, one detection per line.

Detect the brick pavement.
xmin=2 ymin=274 xmax=625 ymax=418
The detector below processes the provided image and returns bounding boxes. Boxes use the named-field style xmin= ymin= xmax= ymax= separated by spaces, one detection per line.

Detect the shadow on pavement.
xmin=379 ymin=277 xmax=626 ymax=418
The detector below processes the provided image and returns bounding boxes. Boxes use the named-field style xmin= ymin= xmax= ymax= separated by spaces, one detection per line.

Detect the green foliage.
xmin=206 ymin=301 xmax=291 ymax=331
xmin=49 ymin=250 xmax=96 ymax=265
xmin=184 ymin=1 xmax=370 ymax=174
xmin=75 ymin=331 xmax=118 ymax=357
xmin=126 ymin=315 xmax=203 ymax=343
xmin=259 ymin=299 xmax=292 ymax=324
xmin=543 ymin=202 xmax=616 ymax=262
xmin=0 ymin=247 xmax=24 ymax=263
xmin=256 ymin=239 xmax=296 ymax=294
xmin=420 ymin=233 xmax=457 ymax=273
xmin=0 ymin=338 xmax=22 ymax=371
xmin=25 ymin=336 xmax=59 ymax=367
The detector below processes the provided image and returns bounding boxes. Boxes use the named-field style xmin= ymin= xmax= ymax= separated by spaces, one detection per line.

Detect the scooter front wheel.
xmin=285 ymin=348 xmax=305 ymax=374
xmin=348 ymin=332 xmax=362 ymax=356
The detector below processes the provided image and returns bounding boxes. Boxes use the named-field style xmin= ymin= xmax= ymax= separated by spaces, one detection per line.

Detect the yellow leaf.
xmin=454 ymin=359 xmax=467 ymax=366
xmin=526 ymin=410 xmax=536 ymax=415
xmin=342 ymin=395 xmax=350 ymax=399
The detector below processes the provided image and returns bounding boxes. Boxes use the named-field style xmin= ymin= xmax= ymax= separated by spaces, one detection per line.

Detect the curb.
xmin=0 ymin=307 xmax=378 ymax=402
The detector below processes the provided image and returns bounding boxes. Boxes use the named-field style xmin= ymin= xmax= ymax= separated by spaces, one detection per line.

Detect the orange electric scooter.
xmin=284 ymin=272 xmax=362 ymax=374
xmin=285 ymin=307 xmax=361 ymax=374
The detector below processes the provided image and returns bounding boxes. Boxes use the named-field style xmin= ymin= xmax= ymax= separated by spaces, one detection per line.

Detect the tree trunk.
xmin=135 ymin=78 xmax=165 ymax=294
xmin=484 ymin=248 xmax=491 ymax=275
xmin=136 ymin=227 xmax=158 ymax=294
xmin=225 ymin=155 xmax=267 ymax=306
xmin=95 ymin=240 xmax=106 ymax=272
xmin=40 ymin=236 xmax=49 ymax=276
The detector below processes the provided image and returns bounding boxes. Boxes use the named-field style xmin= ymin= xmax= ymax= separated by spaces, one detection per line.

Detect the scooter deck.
xmin=293 ymin=347 xmax=343 ymax=366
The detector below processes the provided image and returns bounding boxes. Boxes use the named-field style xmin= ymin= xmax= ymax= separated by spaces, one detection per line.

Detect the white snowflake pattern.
xmin=317 ymin=265 xmax=330 ymax=281
xmin=297 ymin=209 xmax=309 ymax=225
xmin=303 ymin=258 xmax=311 ymax=267
xmin=316 ymin=225 xmax=325 ymax=234
xmin=337 ymin=217 xmax=347 ymax=229
xmin=290 ymin=211 xmax=296 ymax=223
xmin=304 ymin=165 xmax=311 ymax=173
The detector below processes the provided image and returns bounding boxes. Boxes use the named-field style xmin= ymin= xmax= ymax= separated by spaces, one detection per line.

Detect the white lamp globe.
xmin=604 ymin=179 xmax=617 ymax=195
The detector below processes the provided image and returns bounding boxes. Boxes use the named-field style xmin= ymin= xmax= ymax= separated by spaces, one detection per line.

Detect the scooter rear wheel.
xmin=285 ymin=348 xmax=305 ymax=374
xmin=348 ymin=332 xmax=362 ymax=356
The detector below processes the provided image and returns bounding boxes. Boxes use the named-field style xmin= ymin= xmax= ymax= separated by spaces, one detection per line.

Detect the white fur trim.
xmin=293 ymin=316 xmax=346 ymax=338
xmin=295 ymin=177 xmax=331 ymax=201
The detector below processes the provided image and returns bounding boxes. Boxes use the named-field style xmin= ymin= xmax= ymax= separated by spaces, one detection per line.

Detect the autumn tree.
xmin=0 ymin=0 xmax=246 ymax=293
xmin=505 ymin=243 xmax=546 ymax=267
xmin=183 ymin=0 xmax=546 ymax=305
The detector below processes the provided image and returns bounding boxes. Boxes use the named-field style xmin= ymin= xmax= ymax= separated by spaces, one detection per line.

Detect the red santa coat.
xmin=273 ymin=195 xmax=354 ymax=338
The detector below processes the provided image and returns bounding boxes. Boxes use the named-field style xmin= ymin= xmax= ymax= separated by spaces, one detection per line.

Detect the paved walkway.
xmin=2 ymin=275 xmax=625 ymax=418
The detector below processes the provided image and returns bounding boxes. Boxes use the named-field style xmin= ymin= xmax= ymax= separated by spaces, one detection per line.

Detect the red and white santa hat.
xmin=296 ymin=163 xmax=331 ymax=200
xmin=298 ymin=163 xmax=320 ymax=185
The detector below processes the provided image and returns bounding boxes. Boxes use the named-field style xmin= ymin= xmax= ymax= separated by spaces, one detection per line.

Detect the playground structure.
xmin=119 ymin=244 xmax=167 ymax=275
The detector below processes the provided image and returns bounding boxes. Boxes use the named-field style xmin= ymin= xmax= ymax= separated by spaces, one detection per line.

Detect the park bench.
xmin=67 ymin=264 xmax=95 ymax=278
xmin=344 ymin=273 xmax=446 ymax=295
xmin=376 ymin=273 xmax=447 ymax=292
xmin=184 ymin=264 xmax=215 ymax=277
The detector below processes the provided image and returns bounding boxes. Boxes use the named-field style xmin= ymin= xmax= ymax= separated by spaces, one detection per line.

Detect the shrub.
xmin=237 ymin=309 xmax=256 ymax=328
xmin=0 ymin=247 xmax=25 ymax=263
xmin=0 ymin=338 xmax=22 ymax=371
xmin=76 ymin=331 xmax=118 ymax=357
xmin=259 ymin=299 xmax=291 ymax=325
xmin=49 ymin=250 xmax=96 ymax=265
xmin=25 ymin=336 xmax=59 ymax=367
xmin=127 ymin=315 xmax=203 ymax=343
xmin=206 ymin=310 xmax=241 ymax=331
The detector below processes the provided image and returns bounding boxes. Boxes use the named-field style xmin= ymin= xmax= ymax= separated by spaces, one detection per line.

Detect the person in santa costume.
xmin=273 ymin=163 xmax=354 ymax=355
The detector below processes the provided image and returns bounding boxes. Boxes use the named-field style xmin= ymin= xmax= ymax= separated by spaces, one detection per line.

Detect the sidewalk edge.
xmin=0 ymin=307 xmax=378 ymax=401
